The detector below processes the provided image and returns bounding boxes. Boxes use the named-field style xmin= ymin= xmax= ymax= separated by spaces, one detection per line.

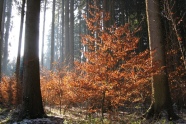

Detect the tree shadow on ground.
xmin=0 ymin=105 xmax=64 ymax=124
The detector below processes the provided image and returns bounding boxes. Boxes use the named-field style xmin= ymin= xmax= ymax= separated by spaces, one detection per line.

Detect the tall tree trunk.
xmin=16 ymin=0 xmax=25 ymax=84
xmin=111 ymin=0 xmax=115 ymax=25
xmin=64 ymin=0 xmax=69 ymax=66
xmin=55 ymin=5 xmax=60 ymax=61
xmin=60 ymin=0 xmax=65 ymax=63
xmin=41 ymin=0 xmax=47 ymax=67
xmin=78 ymin=9 xmax=82 ymax=62
xmin=0 ymin=0 xmax=4 ymax=81
xmin=19 ymin=0 xmax=45 ymax=119
xmin=69 ymin=0 xmax=74 ymax=69
xmin=144 ymin=0 xmax=179 ymax=120
xmin=50 ymin=0 xmax=56 ymax=70
xmin=3 ymin=0 xmax=13 ymax=75
xmin=15 ymin=0 xmax=26 ymax=105
xmin=84 ymin=0 xmax=89 ymax=57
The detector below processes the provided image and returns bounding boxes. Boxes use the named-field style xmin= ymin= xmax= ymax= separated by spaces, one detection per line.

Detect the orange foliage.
xmin=40 ymin=7 xmax=158 ymax=113
xmin=0 ymin=76 xmax=22 ymax=106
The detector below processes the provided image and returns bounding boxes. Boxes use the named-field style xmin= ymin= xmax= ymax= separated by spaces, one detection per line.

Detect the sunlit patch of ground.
xmin=0 ymin=105 xmax=186 ymax=124
xmin=44 ymin=105 xmax=186 ymax=124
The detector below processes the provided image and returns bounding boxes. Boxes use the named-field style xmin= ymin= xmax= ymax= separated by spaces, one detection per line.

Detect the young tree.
xmin=144 ymin=0 xmax=179 ymax=120
xmin=19 ymin=0 xmax=45 ymax=119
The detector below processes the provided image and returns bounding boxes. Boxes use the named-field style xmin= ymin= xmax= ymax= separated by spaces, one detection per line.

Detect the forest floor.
xmin=0 ymin=104 xmax=186 ymax=124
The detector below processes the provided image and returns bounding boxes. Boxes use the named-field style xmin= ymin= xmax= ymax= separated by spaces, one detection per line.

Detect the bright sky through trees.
xmin=8 ymin=4 xmax=21 ymax=61
xmin=8 ymin=2 xmax=52 ymax=62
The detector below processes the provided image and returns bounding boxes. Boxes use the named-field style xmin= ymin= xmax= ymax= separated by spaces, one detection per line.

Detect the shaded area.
xmin=0 ymin=105 xmax=64 ymax=124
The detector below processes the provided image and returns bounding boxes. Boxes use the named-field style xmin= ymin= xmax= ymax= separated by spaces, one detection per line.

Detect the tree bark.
xmin=19 ymin=0 xmax=45 ymax=119
xmin=0 ymin=0 xmax=4 ymax=81
xmin=144 ymin=0 xmax=179 ymax=120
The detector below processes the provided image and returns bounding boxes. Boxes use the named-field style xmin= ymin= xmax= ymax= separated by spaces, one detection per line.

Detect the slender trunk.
xmin=64 ymin=0 xmax=69 ymax=66
xmin=78 ymin=10 xmax=82 ymax=62
xmin=69 ymin=0 xmax=74 ymax=69
xmin=109 ymin=0 xmax=115 ymax=25
xmin=3 ymin=0 xmax=13 ymax=75
xmin=15 ymin=0 xmax=25 ymax=105
xmin=41 ymin=0 xmax=47 ymax=67
xmin=56 ymin=6 xmax=60 ymax=61
xmin=60 ymin=0 xmax=65 ymax=63
xmin=84 ymin=0 xmax=89 ymax=57
xmin=16 ymin=0 xmax=25 ymax=83
xmin=0 ymin=0 xmax=5 ymax=81
xmin=50 ymin=0 xmax=56 ymax=70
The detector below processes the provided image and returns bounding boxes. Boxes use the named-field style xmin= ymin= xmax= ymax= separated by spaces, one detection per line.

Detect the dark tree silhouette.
xmin=19 ymin=0 xmax=45 ymax=119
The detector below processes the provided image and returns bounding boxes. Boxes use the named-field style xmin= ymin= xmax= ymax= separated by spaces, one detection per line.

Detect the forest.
xmin=0 ymin=0 xmax=186 ymax=123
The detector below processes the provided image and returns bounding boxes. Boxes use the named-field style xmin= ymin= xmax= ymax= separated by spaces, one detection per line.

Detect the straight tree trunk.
xmin=0 ymin=0 xmax=4 ymax=81
xmin=60 ymin=0 xmax=65 ymax=63
xmin=3 ymin=0 xmax=13 ymax=75
xmin=55 ymin=6 xmax=60 ymax=61
xmin=110 ymin=0 xmax=115 ymax=25
xmin=84 ymin=0 xmax=89 ymax=58
xmin=41 ymin=0 xmax=47 ymax=67
xmin=19 ymin=0 xmax=45 ymax=119
xmin=15 ymin=0 xmax=26 ymax=105
xmin=50 ymin=0 xmax=56 ymax=70
xmin=64 ymin=0 xmax=69 ymax=66
xmin=78 ymin=9 xmax=82 ymax=62
xmin=16 ymin=0 xmax=26 ymax=84
xmin=144 ymin=0 xmax=179 ymax=120
xmin=69 ymin=0 xmax=74 ymax=69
